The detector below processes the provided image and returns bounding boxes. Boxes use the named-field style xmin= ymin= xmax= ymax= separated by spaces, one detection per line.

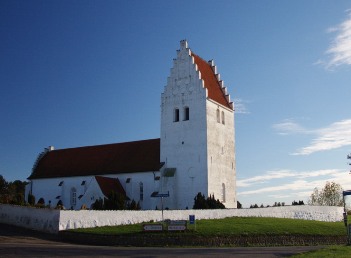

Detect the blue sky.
xmin=1 ymin=1 xmax=351 ymax=208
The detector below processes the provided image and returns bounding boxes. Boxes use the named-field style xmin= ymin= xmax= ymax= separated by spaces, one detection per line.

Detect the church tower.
xmin=160 ymin=40 xmax=236 ymax=209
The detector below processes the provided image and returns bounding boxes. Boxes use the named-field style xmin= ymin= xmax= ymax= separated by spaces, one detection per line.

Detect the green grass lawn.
xmin=292 ymin=245 xmax=351 ymax=257
xmin=72 ymin=217 xmax=346 ymax=237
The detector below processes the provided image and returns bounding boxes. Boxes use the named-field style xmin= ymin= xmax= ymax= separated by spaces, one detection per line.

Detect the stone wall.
xmin=59 ymin=231 xmax=347 ymax=247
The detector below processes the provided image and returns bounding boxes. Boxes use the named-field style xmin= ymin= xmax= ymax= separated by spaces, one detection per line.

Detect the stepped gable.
xmin=191 ymin=52 xmax=233 ymax=109
xmin=28 ymin=138 xmax=161 ymax=179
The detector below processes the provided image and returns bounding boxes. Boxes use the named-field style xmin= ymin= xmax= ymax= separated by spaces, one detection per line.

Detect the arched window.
xmin=222 ymin=183 xmax=226 ymax=203
xmin=70 ymin=187 xmax=77 ymax=206
xmin=184 ymin=107 xmax=189 ymax=121
xmin=174 ymin=108 xmax=179 ymax=122
xmin=139 ymin=182 xmax=144 ymax=201
xmin=216 ymin=109 xmax=220 ymax=123
xmin=221 ymin=111 xmax=225 ymax=124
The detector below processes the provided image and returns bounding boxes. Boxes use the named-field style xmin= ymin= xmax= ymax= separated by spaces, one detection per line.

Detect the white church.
xmin=26 ymin=40 xmax=237 ymax=210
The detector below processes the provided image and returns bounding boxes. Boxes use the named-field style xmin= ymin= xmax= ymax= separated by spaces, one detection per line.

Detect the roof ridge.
xmin=51 ymin=138 xmax=161 ymax=152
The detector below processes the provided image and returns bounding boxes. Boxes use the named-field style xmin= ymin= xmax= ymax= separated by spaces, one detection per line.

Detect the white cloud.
xmin=324 ymin=10 xmax=351 ymax=69
xmin=293 ymin=119 xmax=351 ymax=155
xmin=238 ymin=180 xmax=314 ymax=196
xmin=237 ymin=170 xmax=296 ymax=187
xmin=237 ymin=169 xmax=339 ymax=187
xmin=273 ymin=119 xmax=351 ymax=155
xmin=272 ymin=119 xmax=310 ymax=135
xmin=238 ymin=169 xmax=351 ymax=197
xmin=234 ymin=98 xmax=250 ymax=114
xmin=237 ymin=168 xmax=351 ymax=207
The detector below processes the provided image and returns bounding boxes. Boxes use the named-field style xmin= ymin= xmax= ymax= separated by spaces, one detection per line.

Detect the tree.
xmin=193 ymin=192 xmax=225 ymax=209
xmin=193 ymin=192 xmax=208 ymax=209
xmin=103 ymin=191 xmax=126 ymax=210
xmin=292 ymin=200 xmax=304 ymax=205
xmin=8 ymin=180 xmax=26 ymax=205
xmin=0 ymin=175 xmax=9 ymax=203
xmin=127 ymin=199 xmax=141 ymax=210
xmin=0 ymin=175 xmax=27 ymax=205
xmin=91 ymin=198 xmax=104 ymax=210
xmin=27 ymin=193 xmax=36 ymax=206
xmin=308 ymin=181 xmax=343 ymax=206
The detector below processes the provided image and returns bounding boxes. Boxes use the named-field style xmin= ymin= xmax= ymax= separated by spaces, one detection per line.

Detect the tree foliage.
xmin=193 ymin=192 xmax=225 ymax=209
xmin=308 ymin=181 xmax=343 ymax=206
xmin=91 ymin=192 xmax=141 ymax=210
xmin=292 ymin=200 xmax=304 ymax=205
xmin=0 ymin=175 xmax=27 ymax=205
xmin=104 ymin=191 xmax=126 ymax=210
xmin=91 ymin=198 xmax=104 ymax=210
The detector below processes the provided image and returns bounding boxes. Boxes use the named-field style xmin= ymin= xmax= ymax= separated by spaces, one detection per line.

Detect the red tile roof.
xmin=191 ymin=53 xmax=232 ymax=109
xmin=95 ymin=176 xmax=126 ymax=198
xmin=29 ymin=139 xmax=161 ymax=179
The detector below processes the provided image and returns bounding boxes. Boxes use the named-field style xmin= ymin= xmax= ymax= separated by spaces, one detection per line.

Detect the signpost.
xmin=153 ymin=191 xmax=169 ymax=222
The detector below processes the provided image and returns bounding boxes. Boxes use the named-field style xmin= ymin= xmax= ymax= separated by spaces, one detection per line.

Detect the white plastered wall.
xmin=206 ymin=99 xmax=236 ymax=208
xmin=27 ymin=171 xmax=163 ymax=210
xmin=160 ymin=41 xmax=209 ymax=209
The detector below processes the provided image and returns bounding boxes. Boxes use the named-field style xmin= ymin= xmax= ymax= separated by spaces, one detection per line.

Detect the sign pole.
xmin=161 ymin=196 xmax=164 ymax=222
xmin=151 ymin=191 xmax=169 ymax=224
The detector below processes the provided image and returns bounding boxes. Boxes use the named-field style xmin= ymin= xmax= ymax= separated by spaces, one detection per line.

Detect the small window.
xmin=174 ymin=108 xmax=179 ymax=122
xmin=139 ymin=182 xmax=144 ymax=201
xmin=81 ymin=181 xmax=86 ymax=186
xmin=222 ymin=183 xmax=226 ymax=203
xmin=184 ymin=107 xmax=189 ymax=121
xmin=221 ymin=111 xmax=225 ymax=124
xmin=58 ymin=181 xmax=64 ymax=186
xmin=216 ymin=109 xmax=220 ymax=123
xmin=126 ymin=178 xmax=131 ymax=183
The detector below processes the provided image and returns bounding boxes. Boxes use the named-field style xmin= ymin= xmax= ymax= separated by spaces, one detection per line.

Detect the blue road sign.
xmin=189 ymin=215 xmax=195 ymax=225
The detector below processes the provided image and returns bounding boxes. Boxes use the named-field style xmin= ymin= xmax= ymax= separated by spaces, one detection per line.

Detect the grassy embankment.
xmin=72 ymin=216 xmax=346 ymax=236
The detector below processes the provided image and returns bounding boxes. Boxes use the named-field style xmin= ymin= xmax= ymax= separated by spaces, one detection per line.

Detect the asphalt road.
xmin=0 ymin=223 xmax=324 ymax=257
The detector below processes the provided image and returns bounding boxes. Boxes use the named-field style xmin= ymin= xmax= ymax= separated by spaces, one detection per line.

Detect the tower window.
xmin=222 ymin=183 xmax=226 ymax=203
xmin=216 ymin=109 xmax=220 ymax=123
xmin=221 ymin=111 xmax=225 ymax=124
xmin=184 ymin=107 xmax=189 ymax=121
xmin=174 ymin=108 xmax=179 ymax=122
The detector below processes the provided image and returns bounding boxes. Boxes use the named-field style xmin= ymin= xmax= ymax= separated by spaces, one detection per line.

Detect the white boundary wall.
xmin=0 ymin=204 xmax=60 ymax=233
xmin=60 ymin=205 xmax=343 ymax=231
xmin=0 ymin=204 xmax=344 ymax=233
